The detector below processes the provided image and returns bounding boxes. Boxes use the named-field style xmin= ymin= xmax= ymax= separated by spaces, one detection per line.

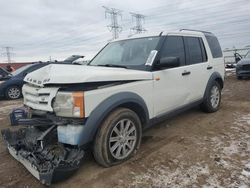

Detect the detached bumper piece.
xmin=1 ymin=127 xmax=84 ymax=185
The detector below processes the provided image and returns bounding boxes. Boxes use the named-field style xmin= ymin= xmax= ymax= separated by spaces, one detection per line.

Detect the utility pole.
xmin=130 ymin=12 xmax=146 ymax=34
xmin=2 ymin=47 xmax=14 ymax=63
xmin=103 ymin=6 xmax=123 ymax=40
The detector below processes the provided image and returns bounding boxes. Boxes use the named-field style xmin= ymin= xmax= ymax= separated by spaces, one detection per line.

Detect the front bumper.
xmin=236 ymin=70 xmax=250 ymax=77
xmin=1 ymin=127 xmax=84 ymax=185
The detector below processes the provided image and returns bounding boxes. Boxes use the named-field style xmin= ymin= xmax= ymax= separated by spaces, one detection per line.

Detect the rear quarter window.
xmin=205 ymin=35 xmax=223 ymax=58
xmin=184 ymin=37 xmax=204 ymax=65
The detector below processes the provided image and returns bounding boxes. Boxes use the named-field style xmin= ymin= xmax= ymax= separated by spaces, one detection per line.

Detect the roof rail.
xmin=179 ymin=29 xmax=212 ymax=34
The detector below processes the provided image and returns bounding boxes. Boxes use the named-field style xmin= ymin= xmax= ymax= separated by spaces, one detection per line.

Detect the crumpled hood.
xmin=24 ymin=64 xmax=153 ymax=87
xmin=237 ymin=58 xmax=250 ymax=65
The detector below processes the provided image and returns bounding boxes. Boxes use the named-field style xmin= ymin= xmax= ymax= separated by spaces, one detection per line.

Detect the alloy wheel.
xmin=109 ymin=119 xmax=137 ymax=160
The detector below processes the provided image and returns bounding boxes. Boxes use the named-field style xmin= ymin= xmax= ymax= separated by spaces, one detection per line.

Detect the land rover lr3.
xmin=1 ymin=30 xmax=225 ymax=185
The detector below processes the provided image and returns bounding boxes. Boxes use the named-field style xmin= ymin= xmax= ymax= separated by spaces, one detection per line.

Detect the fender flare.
xmin=203 ymin=72 xmax=224 ymax=99
xmin=78 ymin=92 xmax=149 ymax=146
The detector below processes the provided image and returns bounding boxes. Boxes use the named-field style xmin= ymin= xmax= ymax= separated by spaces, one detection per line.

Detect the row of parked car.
xmin=0 ymin=55 xmax=85 ymax=99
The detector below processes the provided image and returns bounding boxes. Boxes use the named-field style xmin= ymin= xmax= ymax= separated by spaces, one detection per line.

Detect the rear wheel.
xmin=93 ymin=108 xmax=142 ymax=167
xmin=5 ymin=86 xmax=21 ymax=99
xmin=237 ymin=76 xmax=242 ymax=80
xmin=200 ymin=81 xmax=221 ymax=113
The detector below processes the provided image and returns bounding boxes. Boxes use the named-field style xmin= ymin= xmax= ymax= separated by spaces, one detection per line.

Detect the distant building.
xmin=0 ymin=62 xmax=33 ymax=70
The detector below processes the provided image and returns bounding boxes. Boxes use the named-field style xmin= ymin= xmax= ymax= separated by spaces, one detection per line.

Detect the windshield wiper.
xmin=97 ymin=64 xmax=127 ymax=69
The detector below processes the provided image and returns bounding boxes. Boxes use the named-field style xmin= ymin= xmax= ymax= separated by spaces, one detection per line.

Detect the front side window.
xmin=185 ymin=37 xmax=203 ymax=64
xmin=89 ymin=37 xmax=160 ymax=69
xmin=160 ymin=36 xmax=186 ymax=66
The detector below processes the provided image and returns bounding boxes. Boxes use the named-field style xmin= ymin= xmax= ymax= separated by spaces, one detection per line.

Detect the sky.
xmin=0 ymin=0 xmax=250 ymax=62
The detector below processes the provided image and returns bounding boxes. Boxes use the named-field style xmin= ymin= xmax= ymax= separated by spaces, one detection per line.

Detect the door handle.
xmin=207 ymin=66 xmax=213 ymax=70
xmin=182 ymin=71 xmax=191 ymax=76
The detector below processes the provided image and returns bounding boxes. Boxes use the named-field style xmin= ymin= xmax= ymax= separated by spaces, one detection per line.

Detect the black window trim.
xmin=184 ymin=37 xmax=190 ymax=66
xmin=199 ymin=38 xmax=208 ymax=62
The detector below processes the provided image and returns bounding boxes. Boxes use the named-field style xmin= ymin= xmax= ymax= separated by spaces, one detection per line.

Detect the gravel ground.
xmin=0 ymin=72 xmax=249 ymax=188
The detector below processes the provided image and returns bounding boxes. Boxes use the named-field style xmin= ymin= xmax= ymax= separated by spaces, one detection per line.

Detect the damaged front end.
xmin=1 ymin=124 xmax=84 ymax=185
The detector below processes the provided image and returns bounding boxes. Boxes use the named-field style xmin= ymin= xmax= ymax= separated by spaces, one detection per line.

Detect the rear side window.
xmin=160 ymin=36 xmax=185 ymax=66
xmin=185 ymin=37 xmax=203 ymax=64
xmin=205 ymin=35 xmax=223 ymax=58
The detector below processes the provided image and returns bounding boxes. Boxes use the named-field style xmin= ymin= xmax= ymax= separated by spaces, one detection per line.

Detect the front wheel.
xmin=5 ymin=86 xmax=21 ymax=100
xmin=93 ymin=108 xmax=142 ymax=167
xmin=200 ymin=81 xmax=221 ymax=113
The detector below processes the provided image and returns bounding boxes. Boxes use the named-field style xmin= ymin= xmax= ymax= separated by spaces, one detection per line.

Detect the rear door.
xmin=183 ymin=36 xmax=210 ymax=102
xmin=152 ymin=36 xmax=190 ymax=116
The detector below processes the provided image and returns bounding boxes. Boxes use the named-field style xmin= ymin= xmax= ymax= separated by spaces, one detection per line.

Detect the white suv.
xmin=2 ymin=29 xmax=225 ymax=185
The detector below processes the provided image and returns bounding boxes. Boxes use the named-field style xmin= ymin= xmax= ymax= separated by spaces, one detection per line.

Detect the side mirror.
xmin=157 ymin=57 xmax=180 ymax=68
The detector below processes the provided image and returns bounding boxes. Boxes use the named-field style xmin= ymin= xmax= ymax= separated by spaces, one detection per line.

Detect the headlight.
xmin=53 ymin=92 xmax=85 ymax=118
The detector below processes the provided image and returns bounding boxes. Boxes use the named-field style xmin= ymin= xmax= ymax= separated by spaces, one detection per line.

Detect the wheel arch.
xmin=203 ymin=72 xmax=224 ymax=99
xmin=215 ymin=77 xmax=224 ymax=89
xmin=78 ymin=92 xmax=149 ymax=146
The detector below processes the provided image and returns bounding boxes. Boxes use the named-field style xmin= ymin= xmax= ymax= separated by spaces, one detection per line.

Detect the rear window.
xmin=205 ymin=35 xmax=223 ymax=58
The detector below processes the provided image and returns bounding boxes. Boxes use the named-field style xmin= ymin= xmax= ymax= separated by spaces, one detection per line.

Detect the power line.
xmin=6 ymin=1 xmax=249 ymax=50
xmin=1 ymin=1 xmax=250 ymax=60
xmin=2 ymin=47 xmax=14 ymax=63
xmin=130 ymin=12 xmax=146 ymax=34
xmin=103 ymin=6 xmax=123 ymax=40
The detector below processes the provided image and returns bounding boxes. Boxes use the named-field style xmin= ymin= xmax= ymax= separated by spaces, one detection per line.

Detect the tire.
xmin=93 ymin=108 xmax=142 ymax=167
xmin=237 ymin=76 xmax=242 ymax=80
xmin=200 ymin=81 xmax=221 ymax=113
xmin=5 ymin=86 xmax=22 ymax=100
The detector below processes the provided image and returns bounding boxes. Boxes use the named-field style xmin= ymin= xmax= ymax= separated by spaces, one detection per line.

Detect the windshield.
xmin=90 ymin=37 xmax=160 ymax=69
xmin=11 ymin=64 xmax=33 ymax=76
xmin=246 ymin=51 xmax=250 ymax=58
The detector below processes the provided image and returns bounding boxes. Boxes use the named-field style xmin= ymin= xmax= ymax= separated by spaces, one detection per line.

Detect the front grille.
xmin=242 ymin=64 xmax=250 ymax=71
xmin=22 ymin=84 xmax=59 ymax=112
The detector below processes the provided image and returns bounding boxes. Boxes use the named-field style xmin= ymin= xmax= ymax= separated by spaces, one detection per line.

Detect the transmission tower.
xmin=130 ymin=12 xmax=146 ymax=34
xmin=2 ymin=47 xmax=14 ymax=63
xmin=103 ymin=6 xmax=123 ymax=40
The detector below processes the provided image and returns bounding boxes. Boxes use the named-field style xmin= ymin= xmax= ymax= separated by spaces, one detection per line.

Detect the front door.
xmin=153 ymin=36 xmax=190 ymax=117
